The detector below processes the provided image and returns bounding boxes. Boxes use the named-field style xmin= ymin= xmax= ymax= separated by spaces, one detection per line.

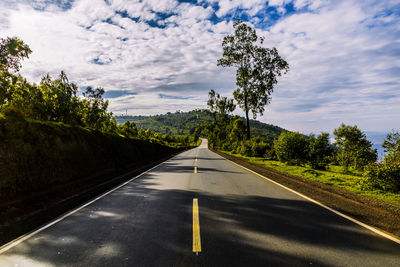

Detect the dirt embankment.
xmin=212 ymin=149 xmax=400 ymax=239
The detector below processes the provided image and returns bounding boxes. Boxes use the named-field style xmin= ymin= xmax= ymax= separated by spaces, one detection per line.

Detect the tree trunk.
xmin=244 ymin=89 xmax=250 ymax=140
xmin=245 ymin=109 xmax=250 ymax=140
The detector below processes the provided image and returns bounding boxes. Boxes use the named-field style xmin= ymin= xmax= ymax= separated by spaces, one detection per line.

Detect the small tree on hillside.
xmin=382 ymin=130 xmax=400 ymax=155
xmin=217 ymin=19 xmax=289 ymax=139
xmin=207 ymin=89 xmax=236 ymax=123
xmin=333 ymin=123 xmax=377 ymax=171
xmin=363 ymin=130 xmax=400 ymax=193
xmin=308 ymin=132 xmax=334 ymax=170
xmin=206 ymin=89 xmax=236 ymax=147
xmin=274 ymin=131 xmax=309 ymax=165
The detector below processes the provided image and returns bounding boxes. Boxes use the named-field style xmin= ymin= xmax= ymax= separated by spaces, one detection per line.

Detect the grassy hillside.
xmin=115 ymin=110 xmax=285 ymax=141
xmin=0 ymin=111 xmax=184 ymax=201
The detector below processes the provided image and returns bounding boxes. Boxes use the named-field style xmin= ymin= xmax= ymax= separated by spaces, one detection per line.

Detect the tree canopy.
xmin=333 ymin=123 xmax=377 ymax=171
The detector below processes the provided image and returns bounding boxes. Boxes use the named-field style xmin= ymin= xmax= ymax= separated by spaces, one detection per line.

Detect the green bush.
xmin=274 ymin=131 xmax=309 ymax=165
xmin=308 ymin=133 xmax=333 ymax=170
xmin=363 ymin=162 xmax=400 ymax=193
xmin=251 ymin=141 xmax=270 ymax=157
xmin=239 ymin=140 xmax=253 ymax=156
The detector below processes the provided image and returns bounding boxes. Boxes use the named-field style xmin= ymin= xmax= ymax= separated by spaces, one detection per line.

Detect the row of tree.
xmin=204 ymin=93 xmax=377 ymax=172
xmin=274 ymin=125 xmax=377 ymax=171
xmin=204 ymin=94 xmax=399 ymax=192
xmin=205 ymin=20 xmax=399 ymax=193
xmin=1 ymin=37 xmax=116 ymax=132
xmin=118 ymin=120 xmax=193 ymax=147
xmin=0 ymin=36 xmax=195 ymax=148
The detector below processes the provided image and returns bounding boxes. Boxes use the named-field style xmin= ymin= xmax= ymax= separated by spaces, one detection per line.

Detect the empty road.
xmin=1 ymin=139 xmax=400 ymax=266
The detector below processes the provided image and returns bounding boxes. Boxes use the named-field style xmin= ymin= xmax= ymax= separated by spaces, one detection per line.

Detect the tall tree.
xmin=218 ymin=19 xmax=288 ymax=139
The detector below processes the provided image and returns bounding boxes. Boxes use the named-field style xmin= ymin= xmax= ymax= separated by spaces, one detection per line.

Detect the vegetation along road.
xmin=0 ymin=139 xmax=399 ymax=266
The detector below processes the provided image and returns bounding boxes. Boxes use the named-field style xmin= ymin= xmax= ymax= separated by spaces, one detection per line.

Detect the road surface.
xmin=1 ymin=139 xmax=400 ymax=266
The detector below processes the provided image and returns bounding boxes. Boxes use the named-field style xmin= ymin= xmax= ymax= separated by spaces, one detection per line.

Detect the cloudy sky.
xmin=0 ymin=0 xmax=399 ymax=133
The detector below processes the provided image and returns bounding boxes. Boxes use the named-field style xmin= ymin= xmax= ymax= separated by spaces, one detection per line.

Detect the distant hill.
xmin=115 ymin=110 xmax=285 ymax=141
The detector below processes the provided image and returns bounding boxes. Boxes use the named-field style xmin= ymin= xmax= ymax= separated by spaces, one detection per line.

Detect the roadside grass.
xmin=221 ymin=151 xmax=400 ymax=206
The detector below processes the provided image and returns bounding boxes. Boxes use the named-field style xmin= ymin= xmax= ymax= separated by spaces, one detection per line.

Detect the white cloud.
xmin=0 ymin=0 xmax=399 ymax=133
xmin=259 ymin=0 xmax=400 ymax=132
xmin=214 ymin=0 xmax=267 ymax=17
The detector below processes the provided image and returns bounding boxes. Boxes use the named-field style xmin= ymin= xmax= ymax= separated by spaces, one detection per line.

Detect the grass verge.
xmin=221 ymin=150 xmax=400 ymax=206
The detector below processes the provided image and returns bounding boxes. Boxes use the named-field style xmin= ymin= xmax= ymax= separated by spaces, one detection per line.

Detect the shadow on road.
xmin=2 ymin=173 xmax=400 ymax=266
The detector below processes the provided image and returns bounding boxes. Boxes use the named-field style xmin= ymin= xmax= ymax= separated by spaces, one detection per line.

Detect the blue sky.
xmin=0 ymin=0 xmax=399 ymax=133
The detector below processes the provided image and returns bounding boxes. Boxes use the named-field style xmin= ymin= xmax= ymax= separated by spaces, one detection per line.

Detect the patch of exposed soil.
xmin=212 ymin=149 xmax=400 ymax=239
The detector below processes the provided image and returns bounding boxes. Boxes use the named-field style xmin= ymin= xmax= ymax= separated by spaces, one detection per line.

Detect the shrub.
xmin=264 ymin=146 xmax=276 ymax=160
xmin=221 ymin=142 xmax=233 ymax=151
xmin=274 ymin=131 xmax=309 ymax=165
xmin=363 ymin=162 xmax=400 ymax=193
xmin=239 ymin=140 xmax=253 ymax=156
xmin=308 ymin=133 xmax=333 ymax=170
xmin=251 ymin=141 xmax=270 ymax=157
xmin=1 ymin=106 xmax=26 ymax=120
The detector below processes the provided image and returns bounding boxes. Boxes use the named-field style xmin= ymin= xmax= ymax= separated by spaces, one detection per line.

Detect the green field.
xmin=222 ymin=150 xmax=400 ymax=206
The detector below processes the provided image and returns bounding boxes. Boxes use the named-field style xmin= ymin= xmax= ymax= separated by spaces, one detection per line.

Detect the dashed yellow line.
xmin=193 ymin=198 xmax=201 ymax=254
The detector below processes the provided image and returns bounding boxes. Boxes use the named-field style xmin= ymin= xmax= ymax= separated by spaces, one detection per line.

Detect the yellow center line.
xmin=193 ymin=198 xmax=201 ymax=254
xmin=194 ymin=166 xmax=197 ymax=174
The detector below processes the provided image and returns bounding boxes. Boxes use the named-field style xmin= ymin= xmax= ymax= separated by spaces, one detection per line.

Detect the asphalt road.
xmin=1 ymin=139 xmax=400 ymax=266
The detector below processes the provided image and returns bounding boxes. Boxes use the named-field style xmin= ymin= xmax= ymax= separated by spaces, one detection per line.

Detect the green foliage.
xmin=1 ymin=37 xmax=32 ymax=107
xmin=274 ymin=131 xmax=309 ymax=165
xmin=362 ymin=130 xmax=400 ymax=193
xmin=251 ymin=141 xmax=272 ymax=157
xmin=0 ymin=36 xmax=31 ymax=72
xmin=118 ymin=120 xmax=138 ymax=138
xmin=204 ymin=88 xmax=278 ymax=159
xmin=230 ymin=117 xmax=246 ymax=142
xmin=0 ymin=114 xmax=182 ymax=199
xmin=217 ymin=19 xmax=289 ymax=139
xmin=238 ymin=140 xmax=252 ymax=156
xmin=363 ymin=162 xmax=400 ymax=193
xmin=0 ymin=37 xmax=197 ymax=202
xmin=382 ymin=130 xmax=400 ymax=155
xmin=333 ymin=123 xmax=377 ymax=171
xmin=207 ymin=89 xmax=236 ymax=122
xmin=308 ymin=132 xmax=334 ymax=170
xmin=0 ymin=37 xmax=116 ymax=133
xmin=115 ymin=110 xmax=284 ymax=142
xmin=5 ymin=72 xmax=116 ymax=132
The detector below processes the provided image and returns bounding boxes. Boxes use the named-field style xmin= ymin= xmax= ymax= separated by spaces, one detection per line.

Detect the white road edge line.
xmin=0 ymin=151 xmax=188 ymax=254
xmin=213 ymin=151 xmax=400 ymax=245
